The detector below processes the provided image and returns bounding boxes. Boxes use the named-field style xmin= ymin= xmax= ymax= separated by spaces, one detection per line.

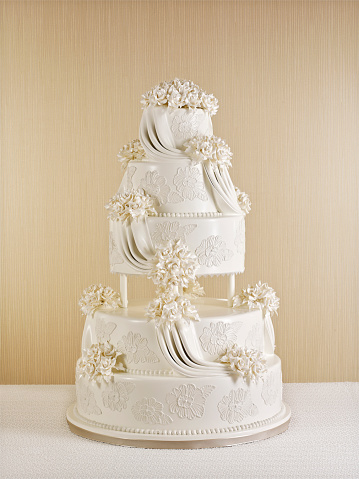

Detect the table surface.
xmin=1 ymin=383 xmax=358 ymax=479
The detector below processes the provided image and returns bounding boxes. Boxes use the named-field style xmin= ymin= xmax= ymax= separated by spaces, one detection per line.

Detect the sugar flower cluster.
xmin=220 ymin=346 xmax=267 ymax=382
xmin=184 ymin=135 xmax=233 ymax=168
xmin=79 ymin=284 xmax=122 ymax=316
xmin=117 ymin=139 xmax=145 ymax=169
xmin=141 ymin=78 xmax=219 ymax=116
xmin=148 ymin=239 xmax=199 ymax=289
xmin=232 ymin=281 xmax=280 ymax=317
xmin=76 ymin=342 xmax=125 ymax=383
xmin=147 ymin=240 xmax=203 ymax=329
xmin=105 ymin=190 xmax=157 ymax=222
xmin=146 ymin=289 xmax=200 ymax=329
xmin=235 ymin=187 xmax=251 ymax=215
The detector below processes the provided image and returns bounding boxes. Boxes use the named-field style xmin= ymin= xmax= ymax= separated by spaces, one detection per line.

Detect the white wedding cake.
xmin=67 ymin=79 xmax=291 ymax=447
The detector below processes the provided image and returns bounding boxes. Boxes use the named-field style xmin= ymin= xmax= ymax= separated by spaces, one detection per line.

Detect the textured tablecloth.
xmin=1 ymin=383 xmax=358 ymax=479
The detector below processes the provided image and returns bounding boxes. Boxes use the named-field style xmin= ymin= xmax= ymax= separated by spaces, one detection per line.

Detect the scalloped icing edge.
xmin=74 ymin=404 xmax=285 ymax=436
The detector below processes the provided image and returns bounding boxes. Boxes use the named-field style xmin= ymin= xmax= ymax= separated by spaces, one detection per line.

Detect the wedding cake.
xmin=67 ymin=79 xmax=291 ymax=447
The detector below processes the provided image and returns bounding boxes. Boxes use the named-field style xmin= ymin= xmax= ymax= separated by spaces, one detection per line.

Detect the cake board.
xmin=67 ymin=402 xmax=291 ymax=449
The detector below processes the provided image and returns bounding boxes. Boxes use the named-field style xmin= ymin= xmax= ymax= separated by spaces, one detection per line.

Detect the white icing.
xmin=139 ymin=106 xmax=213 ymax=161
xmin=173 ymin=166 xmax=208 ymax=201
xmin=166 ymin=384 xmax=215 ymax=420
xmin=132 ymin=397 xmax=172 ymax=425
xmin=195 ymin=235 xmax=234 ymax=268
xmin=117 ymin=331 xmax=159 ymax=364
xmin=151 ymin=221 xmax=197 ymax=247
xmin=75 ymin=356 xmax=283 ymax=433
xmin=102 ymin=381 xmax=135 ymax=412
xmin=217 ymin=388 xmax=258 ymax=424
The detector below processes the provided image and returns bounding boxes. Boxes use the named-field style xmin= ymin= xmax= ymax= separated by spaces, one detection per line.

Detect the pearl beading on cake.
xmin=157 ymin=212 xmax=222 ymax=218
xmin=75 ymin=405 xmax=284 ymax=436
xmin=125 ymin=368 xmax=174 ymax=376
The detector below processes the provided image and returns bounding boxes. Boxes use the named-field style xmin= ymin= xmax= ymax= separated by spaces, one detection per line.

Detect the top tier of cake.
xmin=140 ymin=105 xmax=213 ymax=160
xmin=108 ymin=79 xmax=250 ymax=276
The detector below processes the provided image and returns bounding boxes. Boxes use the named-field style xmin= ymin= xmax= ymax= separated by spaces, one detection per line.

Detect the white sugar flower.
xmin=76 ymin=342 xmax=125 ymax=383
xmin=232 ymin=282 xmax=280 ymax=317
xmin=186 ymin=89 xmax=202 ymax=108
xmin=79 ymin=284 xmax=122 ymax=315
xmin=201 ymin=93 xmax=219 ymax=116
xmin=235 ymin=187 xmax=251 ymax=215
xmin=140 ymin=90 xmax=151 ymax=108
xmin=146 ymin=290 xmax=200 ymax=329
xmin=220 ymin=346 xmax=267 ymax=382
xmin=151 ymin=81 xmax=169 ymax=105
xmin=184 ymin=135 xmax=233 ymax=167
xmin=140 ymin=78 xmax=219 ymax=116
xmin=148 ymin=239 xmax=199 ymax=289
xmin=183 ymin=280 xmax=205 ymax=299
xmin=105 ymin=190 xmax=157 ymax=222
xmin=117 ymin=139 xmax=145 ymax=169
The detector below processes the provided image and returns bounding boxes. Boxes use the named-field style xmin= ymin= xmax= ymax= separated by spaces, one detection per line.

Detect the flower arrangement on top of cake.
xmin=140 ymin=78 xmax=219 ymax=116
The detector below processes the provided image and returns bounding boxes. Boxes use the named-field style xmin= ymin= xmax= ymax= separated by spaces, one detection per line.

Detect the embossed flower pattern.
xmin=170 ymin=110 xmax=199 ymax=139
xmin=199 ymin=322 xmax=241 ymax=356
xmin=173 ymin=166 xmax=208 ymax=201
xmin=217 ymin=388 xmax=258 ymax=424
xmin=117 ymin=331 xmax=159 ymax=364
xmin=166 ymin=384 xmax=215 ymax=420
xmin=195 ymin=235 xmax=233 ymax=267
xmin=261 ymin=371 xmax=280 ymax=406
xmin=95 ymin=318 xmax=117 ymax=344
xmin=151 ymin=221 xmax=197 ymax=247
xmin=234 ymin=217 xmax=245 ymax=254
xmin=102 ymin=381 xmax=135 ymax=412
xmin=140 ymin=171 xmax=171 ymax=206
xmin=109 ymin=232 xmax=124 ymax=266
xmin=245 ymin=323 xmax=263 ymax=351
xmin=76 ymin=380 xmax=101 ymax=415
xmin=132 ymin=397 xmax=172 ymax=425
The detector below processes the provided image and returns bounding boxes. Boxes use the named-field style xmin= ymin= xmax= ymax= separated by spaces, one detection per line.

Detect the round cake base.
xmin=66 ymin=402 xmax=291 ymax=449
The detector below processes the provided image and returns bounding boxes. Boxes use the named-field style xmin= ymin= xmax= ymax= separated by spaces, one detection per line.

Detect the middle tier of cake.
xmin=82 ymin=299 xmax=265 ymax=375
xmin=110 ymin=215 xmax=245 ymax=276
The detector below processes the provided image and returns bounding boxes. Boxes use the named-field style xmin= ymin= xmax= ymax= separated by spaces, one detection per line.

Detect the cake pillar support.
xmin=120 ymin=274 xmax=128 ymax=308
xmin=227 ymin=273 xmax=235 ymax=305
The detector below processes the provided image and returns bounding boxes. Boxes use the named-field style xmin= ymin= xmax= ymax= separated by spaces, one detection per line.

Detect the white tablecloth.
xmin=1 ymin=383 xmax=358 ymax=478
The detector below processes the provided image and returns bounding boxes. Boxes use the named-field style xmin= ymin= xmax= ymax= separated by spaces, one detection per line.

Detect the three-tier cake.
xmin=67 ymin=79 xmax=291 ymax=447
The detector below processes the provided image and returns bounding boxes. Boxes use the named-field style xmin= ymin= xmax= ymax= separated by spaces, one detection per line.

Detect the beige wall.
xmin=1 ymin=1 xmax=358 ymax=384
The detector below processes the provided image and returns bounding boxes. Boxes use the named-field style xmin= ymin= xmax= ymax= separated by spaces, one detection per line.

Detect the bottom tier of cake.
xmin=67 ymin=355 xmax=290 ymax=448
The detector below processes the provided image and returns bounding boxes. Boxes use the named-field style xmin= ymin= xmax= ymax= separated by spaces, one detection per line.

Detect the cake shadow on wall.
xmin=66 ymin=79 xmax=291 ymax=448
